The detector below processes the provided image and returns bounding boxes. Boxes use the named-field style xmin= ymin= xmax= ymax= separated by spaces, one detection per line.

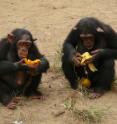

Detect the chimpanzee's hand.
xmin=15 ymin=59 xmax=26 ymax=65
xmin=91 ymin=49 xmax=104 ymax=61
xmin=72 ymin=52 xmax=82 ymax=67
xmin=84 ymin=49 xmax=104 ymax=64
xmin=26 ymin=63 xmax=40 ymax=76
xmin=27 ymin=63 xmax=39 ymax=70
xmin=14 ymin=59 xmax=29 ymax=71
xmin=91 ymin=49 xmax=104 ymax=55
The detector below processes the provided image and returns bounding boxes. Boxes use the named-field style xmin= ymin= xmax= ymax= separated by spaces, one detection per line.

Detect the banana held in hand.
xmin=88 ymin=63 xmax=97 ymax=72
xmin=81 ymin=52 xmax=98 ymax=72
xmin=24 ymin=58 xmax=41 ymax=65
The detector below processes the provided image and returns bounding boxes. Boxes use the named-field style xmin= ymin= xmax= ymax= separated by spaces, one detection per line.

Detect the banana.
xmin=81 ymin=52 xmax=98 ymax=72
xmin=88 ymin=63 xmax=98 ymax=72
xmin=81 ymin=52 xmax=92 ymax=64
xmin=24 ymin=58 xmax=41 ymax=65
xmin=79 ymin=77 xmax=91 ymax=88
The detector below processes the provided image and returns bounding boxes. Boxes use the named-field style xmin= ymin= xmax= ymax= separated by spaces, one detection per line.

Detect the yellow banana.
xmin=24 ymin=58 xmax=41 ymax=65
xmin=79 ymin=77 xmax=91 ymax=88
xmin=81 ymin=52 xmax=92 ymax=64
xmin=81 ymin=52 xmax=98 ymax=72
xmin=88 ymin=63 xmax=98 ymax=72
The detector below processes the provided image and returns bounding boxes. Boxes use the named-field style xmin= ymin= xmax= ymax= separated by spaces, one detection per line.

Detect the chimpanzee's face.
xmin=80 ymin=34 xmax=95 ymax=50
xmin=17 ymin=34 xmax=32 ymax=59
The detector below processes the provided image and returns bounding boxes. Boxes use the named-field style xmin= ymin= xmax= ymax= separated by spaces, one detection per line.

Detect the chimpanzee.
xmin=0 ymin=28 xmax=49 ymax=109
xmin=62 ymin=17 xmax=117 ymax=98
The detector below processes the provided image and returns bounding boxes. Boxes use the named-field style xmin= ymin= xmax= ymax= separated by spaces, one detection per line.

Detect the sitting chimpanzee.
xmin=0 ymin=28 xmax=49 ymax=109
xmin=62 ymin=17 xmax=117 ymax=98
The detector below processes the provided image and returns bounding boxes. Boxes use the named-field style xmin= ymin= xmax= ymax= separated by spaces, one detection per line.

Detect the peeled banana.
xmin=81 ymin=52 xmax=98 ymax=72
xmin=24 ymin=58 xmax=41 ymax=65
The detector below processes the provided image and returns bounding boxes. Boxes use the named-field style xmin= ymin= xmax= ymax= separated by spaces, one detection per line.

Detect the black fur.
xmin=62 ymin=17 xmax=117 ymax=90
xmin=0 ymin=28 xmax=49 ymax=106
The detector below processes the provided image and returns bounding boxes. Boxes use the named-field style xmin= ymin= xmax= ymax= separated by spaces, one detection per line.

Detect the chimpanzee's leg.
xmin=62 ymin=61 xmax=78 ymax=89
xmin=0 ymin=61 xmax=29 ymax=75
xmin=62 ymin=56 xmax=85 ymax=89
xmin=88 ymin=60 xmax=114 ymax=98
xmin=24 ymin=74 xmax=42 ymax=97
xmin=0 ymin=81 xmax=18 ymax=109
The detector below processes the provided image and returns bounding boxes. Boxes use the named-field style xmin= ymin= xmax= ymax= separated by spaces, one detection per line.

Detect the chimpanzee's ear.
xmin=7 ymin=33 xmax=15 ymax=44
xmin=96 ymin=27 xmax=104 ymax=33
xmin=72 ymin=26 xmax=77 ymax=30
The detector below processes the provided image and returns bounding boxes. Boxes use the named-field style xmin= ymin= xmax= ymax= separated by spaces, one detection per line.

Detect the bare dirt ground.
xmin=0 ymin=0 xmax=117 ymax=124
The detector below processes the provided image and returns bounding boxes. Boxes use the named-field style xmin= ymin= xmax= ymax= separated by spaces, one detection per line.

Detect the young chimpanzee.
xmin=62 ymin=17 xmax=117 ymax=98
xmin=0 ymin=28 xmax=49 ymax=109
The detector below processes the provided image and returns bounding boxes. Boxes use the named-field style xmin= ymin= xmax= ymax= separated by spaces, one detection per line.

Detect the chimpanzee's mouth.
xmin=18 ymin=51 xmax=28 ymax=59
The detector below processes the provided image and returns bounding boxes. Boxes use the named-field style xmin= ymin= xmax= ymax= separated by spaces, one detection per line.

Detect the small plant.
xmin=73 ymin=107 xmax=109 ymax=124
xmin=113 ymin=77 xmax=117 ymax=84
xmin=63 ymin=97 xmax=76 ymax=111
xmin=78 ymin=83 xmax=89 ymax=97
xmin=63 ymin=96 xmax=109 ymax=124
xmin=52 ymin=44 xmax=63 ymax=72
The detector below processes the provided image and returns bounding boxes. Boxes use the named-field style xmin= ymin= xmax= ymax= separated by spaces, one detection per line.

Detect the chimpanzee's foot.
xmin=88 ymin=92 xmax=103 ymax=99
xmin=6 ymin=97 xmax=19 ymax=109
xmin=87 ymin=88 xmax=95 ymax=93
xmin=88 ymin=88 xmax=105 ymax=99
xmin=70 ymin=82 xmax=78 ymax=90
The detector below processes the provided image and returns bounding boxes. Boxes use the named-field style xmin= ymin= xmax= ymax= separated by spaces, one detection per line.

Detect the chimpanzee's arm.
xmin=0 ymin=39 xmax=11 ymax=60
xmin=36 ymin=56 xmax=49 ymax=73
xmin=97 ymin=49 xmax=117 ymax=60
xmin=63 ymin=29 xmax=78 ymax=62
xmin=95 ymin=25 xmax=117 ymax=60
xmin=29 ymin=44 xmax=49 ymax=73
xmin=0 ymin=61 xmax=29 ymax=75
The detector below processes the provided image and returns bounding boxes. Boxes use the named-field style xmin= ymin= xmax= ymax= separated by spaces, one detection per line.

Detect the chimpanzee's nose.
xmin=21 ymin=47 xmax=27 ymax=52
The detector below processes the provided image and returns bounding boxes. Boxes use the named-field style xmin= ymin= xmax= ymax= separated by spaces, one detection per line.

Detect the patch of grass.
xmin=78 ymin=83 xmax=89 ymax=97
xmin=63 ymin=97 xmax=109 ymax=124
xmin=52 ymin=45 xmax=63 ymax=72
xmin=63 ymin=97 xmax=76 ymax=111
xmin=73 ymin=107 xmax=109 ymax=124
xmin=113 ymin=77 xmax=117 ymax=84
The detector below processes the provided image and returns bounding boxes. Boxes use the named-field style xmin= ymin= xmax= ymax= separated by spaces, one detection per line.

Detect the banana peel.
xmin=24 ymin=58 xmax=41 ymax=65
xmin=81 ymin=52 xmax=92 ymax=64
xmin=88 ymin=63 xmax=97 ymax=72
xmin=81 ymin=52 xmax=98 ymax=72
